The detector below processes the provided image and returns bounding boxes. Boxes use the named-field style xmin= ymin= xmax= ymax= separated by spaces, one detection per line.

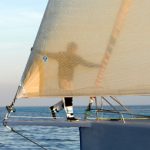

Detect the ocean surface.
xmin=0 ymin=105 xmax=150 ymax=150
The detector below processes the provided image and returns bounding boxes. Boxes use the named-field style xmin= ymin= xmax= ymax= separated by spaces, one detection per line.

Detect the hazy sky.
xmin=0 ymin=0 xmax=49 ymax=106
xmin=0 ymin=0 xmax=150 ymax=106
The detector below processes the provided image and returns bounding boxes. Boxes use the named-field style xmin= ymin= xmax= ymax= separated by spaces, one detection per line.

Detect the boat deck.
xmin=4 ymin=118 xmax=150 ymax=128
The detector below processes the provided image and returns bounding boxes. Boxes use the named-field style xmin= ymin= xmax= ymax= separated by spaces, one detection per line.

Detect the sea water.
xmin=0 ymin=106 xmax=150 ymax=150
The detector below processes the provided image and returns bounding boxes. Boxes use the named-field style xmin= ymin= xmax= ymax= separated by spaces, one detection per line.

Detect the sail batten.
xmin=17 ymin=0 xmax=150 ymax=98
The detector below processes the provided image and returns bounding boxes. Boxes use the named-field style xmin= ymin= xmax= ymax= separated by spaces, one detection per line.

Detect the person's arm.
xmin=77 ymin=56 xmax=100 ymax=68
xmin=39 ymin=51 xmax=59 ymax=59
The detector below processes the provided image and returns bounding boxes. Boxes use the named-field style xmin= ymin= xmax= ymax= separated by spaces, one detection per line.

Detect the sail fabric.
xmin=17 ymin=0 xmax=150 ymax=98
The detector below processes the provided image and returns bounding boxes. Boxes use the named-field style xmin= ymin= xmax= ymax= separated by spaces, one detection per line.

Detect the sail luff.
xmin=96 ymin=0 xmax=133 ymax=87
xmin=16 ymin=1 xmax=52 ymax=98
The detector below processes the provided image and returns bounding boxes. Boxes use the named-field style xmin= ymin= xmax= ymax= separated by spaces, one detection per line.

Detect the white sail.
xmin=17 ymin=0 xmax=150 ymax=98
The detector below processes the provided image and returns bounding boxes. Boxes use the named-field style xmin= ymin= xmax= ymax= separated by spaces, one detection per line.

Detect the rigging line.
xmin=102 ymin=96 xmax=126 ymax=123
xmin=99 ymin=97 xmax=104 ymax=118
xmin=101 ymin=96 xmax=119 ymax=112
xmin=11 ymin=85 xmax=21 ymax=106
xmin=6 ymin=85 xmax=21 ymax=113
xmin=3 ymin=85 xmax=22 ymax=130
xmin=95 ymin=97 xmax=99 ymax=119
xmin=5 ymin=125 xmax=48 ymax=150
xmin=85 ymin=107 xmax=150 ymax=119
xmin=100 ymin=96 xmax=103 ymax=110
xmin=93 ymin=108 xmax=150 ymax=119
xmin=110 ymin=96 xmax=131 ymax=113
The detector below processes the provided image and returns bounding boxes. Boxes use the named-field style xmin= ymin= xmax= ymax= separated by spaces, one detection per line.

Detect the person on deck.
xmin=41 ymin=42 xmax=99 ymax=121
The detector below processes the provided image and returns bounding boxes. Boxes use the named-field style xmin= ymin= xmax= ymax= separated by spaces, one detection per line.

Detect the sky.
xmin=0 ymin=0 xmax=49 ymax=106
xmin=0 ymin=0 xmax=150 ymax=106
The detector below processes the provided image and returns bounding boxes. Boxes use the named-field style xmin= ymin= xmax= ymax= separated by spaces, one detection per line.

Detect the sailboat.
xmin=3 ymin=0 xmax=150 ymax=150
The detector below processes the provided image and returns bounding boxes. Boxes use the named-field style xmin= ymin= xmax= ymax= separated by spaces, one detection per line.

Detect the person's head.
xmin=67 ymin=42 xmax=78 ymax=54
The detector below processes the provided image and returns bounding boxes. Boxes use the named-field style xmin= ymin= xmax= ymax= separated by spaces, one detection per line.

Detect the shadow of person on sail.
xmin=40 ymin=42 xmax=99 ymax=121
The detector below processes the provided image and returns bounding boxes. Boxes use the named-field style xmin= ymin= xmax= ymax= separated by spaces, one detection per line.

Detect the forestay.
xmin=17 ymin=0 xmax=150 ymax=98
